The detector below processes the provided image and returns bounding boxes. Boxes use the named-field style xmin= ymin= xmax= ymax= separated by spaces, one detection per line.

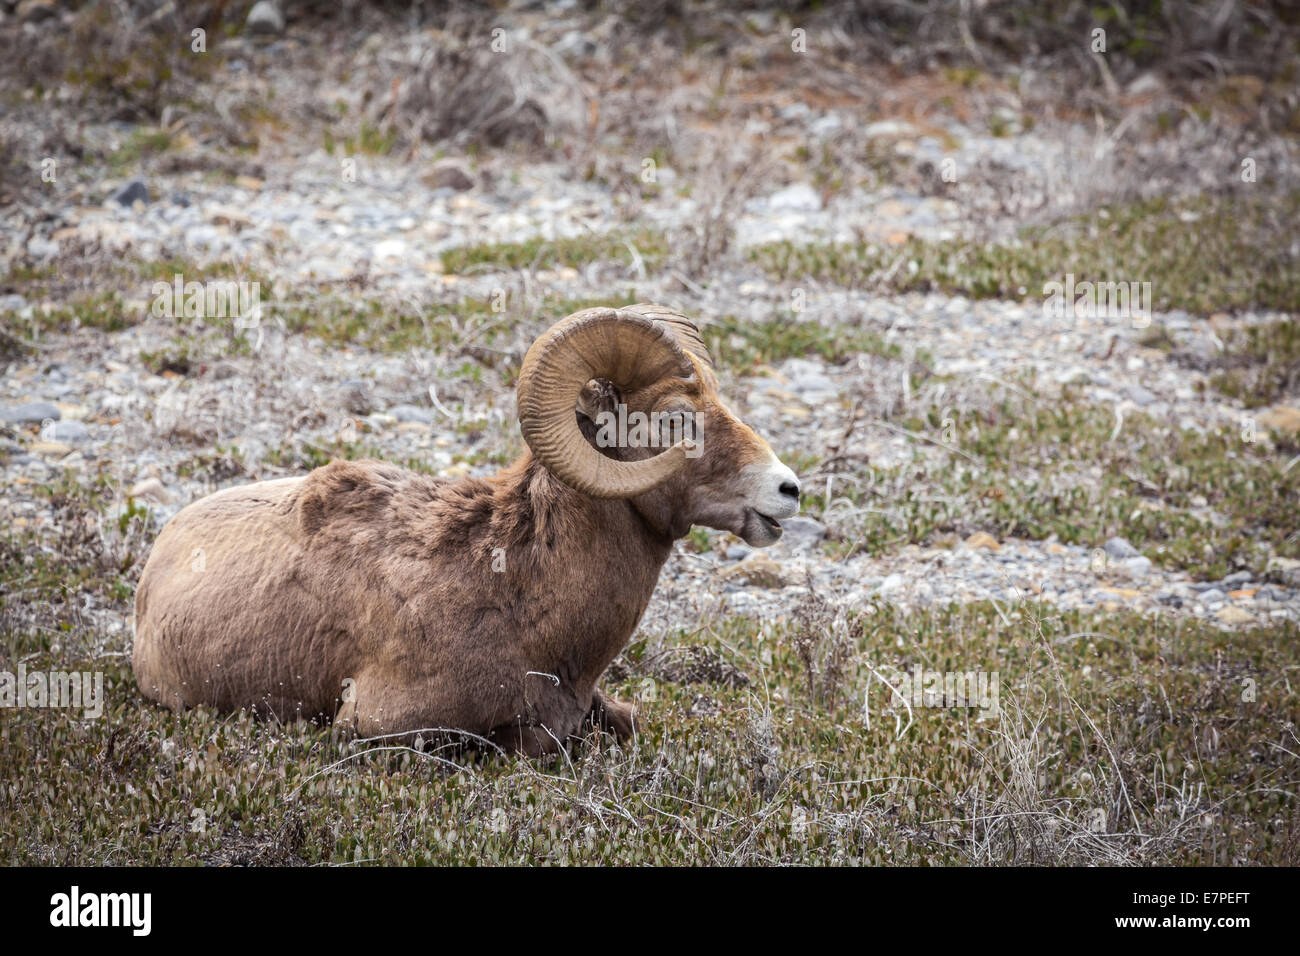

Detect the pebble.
xmin=422 ymin=158 xmax=476 ymax=193
xmin=1 ymin=401 xmax=60 ymax=424
xmin=110 ymin=179 xmax=149 ymax=207
xmin=246 ymin=0 xmax=285 ymax=35
xmin=1123 ymin=556 xmax=1153 ymax=578
xmin=28 ymin=441 xmax=72 ymax=458
xmin=965 ymin=531 xmax=1000 ymax=550
xmin=1104 ymin=536 xmax=1140 ymax=559
xmin=779 ymin=516 xmax=826 ymax=551
xmin=1124 ymin=384 xmax=1158 ymax=405
xmin=1215 ymin=605 xmax=1255 ymax=626
xmin=766 ymin=183 xmax=822 ymax=213
xmin=878 ymin=573 xmax=906 ymax=595
xmin=388 ymin=404 xmax=435 ymax=424
xmin=47 ymin=421 xmax=90 ymax=442
xmin=129 ymin=477 xmax=172 ymax=504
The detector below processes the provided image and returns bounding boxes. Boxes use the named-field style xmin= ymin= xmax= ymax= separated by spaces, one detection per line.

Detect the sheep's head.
xmin=516 ymin=304 xmax=800 ymax=546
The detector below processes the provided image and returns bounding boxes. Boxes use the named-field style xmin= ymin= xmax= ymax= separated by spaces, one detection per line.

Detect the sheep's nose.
xmin=779 ymin=479 xmax=800 ymax=501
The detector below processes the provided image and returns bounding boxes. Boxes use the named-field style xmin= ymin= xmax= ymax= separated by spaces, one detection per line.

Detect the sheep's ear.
xmin=575 ymin=378 xmax=620 ymax=423
xmin=576 ymin=378 xmax=621 ymax=450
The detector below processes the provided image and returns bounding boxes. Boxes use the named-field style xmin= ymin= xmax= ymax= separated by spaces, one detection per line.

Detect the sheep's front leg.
xmin=487 ymin=719 xmax=567 ymax=757
xmin=588 ymin=688 xmax=638 ymax=741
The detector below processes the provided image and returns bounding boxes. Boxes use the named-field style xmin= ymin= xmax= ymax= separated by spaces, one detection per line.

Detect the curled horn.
xmin=516 ymin=307 xmax=696 ymax=499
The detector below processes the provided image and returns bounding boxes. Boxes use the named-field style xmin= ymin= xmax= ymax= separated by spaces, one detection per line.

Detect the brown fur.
xmin=133 ymin=351 xmax=787 ymax=755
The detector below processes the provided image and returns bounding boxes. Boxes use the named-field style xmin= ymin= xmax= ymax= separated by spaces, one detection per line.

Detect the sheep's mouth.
xmin=743 ymin=508 xmax=784 ymax=544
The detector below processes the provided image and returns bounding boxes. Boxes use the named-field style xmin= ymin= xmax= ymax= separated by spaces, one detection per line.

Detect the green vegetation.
xmin=4 ymin=470 xmax=1294 ymax=864
xmin=752 ymin=192 xmax=1300 ymax=316
xmin=3 ymin=533 xmax=1296 ymax=864
xmin=1208 ymin=317 xmax=1300 ymax=408
xmin=701 ymin=314 xmax=910 ymax=372
xmin=108 ymin=127 xmax=175 ymax=170
xmin=441 ymin=230 xmax=668 ymax=275
xmin=799 ymin=395 xmax=1299 ymax=580
xmin=9 ymin=292 xmax=135 ymax=335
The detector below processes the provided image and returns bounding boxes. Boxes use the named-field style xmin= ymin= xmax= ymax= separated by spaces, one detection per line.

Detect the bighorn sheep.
xmin=133 ymin=304 xmax=801 ymax=755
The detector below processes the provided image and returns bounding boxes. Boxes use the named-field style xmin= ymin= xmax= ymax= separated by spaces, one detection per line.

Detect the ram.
xmin=133 ymin=304 xmax=801 ymax=754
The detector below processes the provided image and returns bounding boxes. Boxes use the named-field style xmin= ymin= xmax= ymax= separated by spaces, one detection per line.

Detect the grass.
xmin=3 ymin=511 xmax=1297 ymax=865
xmin=799 ymin=394 xmax=1300 ymax=580
xmin=107 ymin=127 xmax=175 ymax=170
xmin=751 ymin=192 xmax=1300 ymax=316
xmin=441 ymin=230 xmax=668 ymax=275
xmin=700 ymin=314 xmax=910 ymax=373
xmin=7 ymin=292 xmax=135 ymax=335
xmin=1208 ymin=317 xmax=1300 ymax=409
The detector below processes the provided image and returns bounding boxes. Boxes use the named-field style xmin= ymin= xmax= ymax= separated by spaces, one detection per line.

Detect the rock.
xmin=1097 ymin=586 xmax=1142 ymax=600
xmin=767 ymin=183 xmax=822 ymax=213
xmin=863 ymin=120 xmax=916 ymax=139
xmin=129 ymin=477 xmax=171 ymax=504
xmin=47 ymin=421 xmax=89 ymax=442
xmin=789 ymin=372 xmax=836 ymax=395
xmin=718 ymin=555 xmax=788 ymax=588
xmin=1124 ymin=384 xmax=1158 ymax=406
xmin=725 ymin=544 xmax=752 ymax=561
xmin=16 ymin=0 xmax=58 ymax=24
xmin=553 ymin=30 xmax=598 ymax=58
xmin=387 ymin=404 xmax=435 ymax=424
xmin=1215 ymin=605 xmax=1255 ymax=626
xmin=810 ymin=114 xmax=843 ymax=138
xmin=1267 ymin=557 xmax=1300 ymax=586
xmin=373 ymin=238 xmax=407 ymax=261
xmin=110 ymin=179 xmax=149 ymax=207
xmin=878 ymin=573 xmax=906 ymax=595
xmin=245 ymin=0 xmax=285 ymax=35
xmin=1257 ymin=406 xmax=1300 ymax=436
xmin=422 ymin=158 xmax=475 ymax=193
xmin=1122 ymin=556 xmax=1153 ymax=578
xmin=339 ymin=380 xmax=374 ymax=416
xmin=209 ymin=205 xmax=253 ymax=229
xmin=780 ymin=516 xmax=826 ymax=550
xmin=1103 ymin=536 xmax=1140 ymax=559
xmin=28 ymin=441 xmax=71 ymax=459
xmin=1 ymin=401 xmax=60 ymax=424
xmin=965 ymin=531 xmax=1000 ymax=550
xmin=1221 ymin=570 xmax=1253 ymax=587
xmin=1198 ymin=588 xmax=1227 ymax=604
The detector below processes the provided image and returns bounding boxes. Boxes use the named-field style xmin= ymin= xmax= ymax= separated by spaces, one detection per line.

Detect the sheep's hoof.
xmin=589 ymin=691 xmax=638 ymax=741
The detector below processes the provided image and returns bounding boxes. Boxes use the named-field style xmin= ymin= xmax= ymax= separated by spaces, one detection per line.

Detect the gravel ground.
xmin=3 ymin=142 xmax=1297 ymax=636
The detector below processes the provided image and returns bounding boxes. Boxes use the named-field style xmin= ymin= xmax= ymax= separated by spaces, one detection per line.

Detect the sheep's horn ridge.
xmin=516 ymin=307 xmax=695 ymax=499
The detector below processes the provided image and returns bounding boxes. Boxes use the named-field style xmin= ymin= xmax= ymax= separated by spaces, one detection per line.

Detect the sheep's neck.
xmin=486 ymin=455 xmax=675 ymax=691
